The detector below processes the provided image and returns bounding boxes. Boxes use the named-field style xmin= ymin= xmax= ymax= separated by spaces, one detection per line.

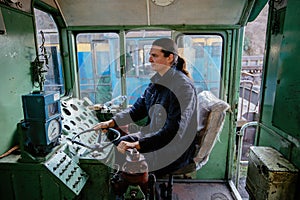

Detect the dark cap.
xmin=152 ymin=38 xmax=178 ymax=55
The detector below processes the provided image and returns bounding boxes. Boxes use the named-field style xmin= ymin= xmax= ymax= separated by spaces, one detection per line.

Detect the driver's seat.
xmin=159 ymin=90 xmax=230 ymax=199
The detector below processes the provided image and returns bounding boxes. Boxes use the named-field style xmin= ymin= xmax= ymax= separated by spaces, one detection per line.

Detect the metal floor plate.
xmin=156 ymin=181 xmax=237 ymax=200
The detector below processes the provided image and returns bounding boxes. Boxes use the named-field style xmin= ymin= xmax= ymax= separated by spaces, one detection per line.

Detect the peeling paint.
xmin=9 ymin=52 xmax=17 ymax=58
xmin=246 ymin=147 xmax=298 ymax=199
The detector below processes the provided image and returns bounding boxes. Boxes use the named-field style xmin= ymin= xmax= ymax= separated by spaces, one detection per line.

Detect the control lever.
xmin=68 ymin=128 xmax=121 ymax=155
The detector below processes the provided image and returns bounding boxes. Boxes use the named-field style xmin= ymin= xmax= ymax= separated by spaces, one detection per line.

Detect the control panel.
xmin=44 ymin=146 xmax=88 ymax=195
xmin=60 ymin=97 xmax=115 ymax=160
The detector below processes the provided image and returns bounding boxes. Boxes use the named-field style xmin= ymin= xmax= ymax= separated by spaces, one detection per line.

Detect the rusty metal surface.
xmin=246 ymin=146 xmax=299 ymax=200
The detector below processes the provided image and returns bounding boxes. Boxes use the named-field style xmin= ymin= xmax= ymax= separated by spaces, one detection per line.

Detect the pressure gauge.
xmin=152 ymin=0 xmax=175 ymax=7
xmin=47 ymin=119 xmax=61 ymax=141
xmin=21 ymin=91 xmax=62 ymax=156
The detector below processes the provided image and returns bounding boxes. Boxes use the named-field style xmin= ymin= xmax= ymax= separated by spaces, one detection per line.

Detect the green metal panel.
xmin=79 ymin=160 xmax=114 ymax=200
xmin=60 ymin=28 xmax=73 ymax=93
xmin=272 ymin=1 xmax=300 ymax=140
xmin=258 ymin=130 xmax=292 ymax=160
xmin=196 ymin=118 xmax=230 ymax=179
xmin=13 ymin=170 xmax=41 ymax=199
xmin=0 ymin=154 xmax=85 ymax=200
xmin=0 ymin=155 xmax=44 ymax=199
xmin=0 ymin=6 xmax=36 ymax=155
xmin=248 ymin=0 xmax=269 ymax=22
xmin=259 ymin=0 xmax=300 ymax=170
xmin=197 ymin=27 xmax=243 ymax=180
xmin=0 ymin=170 xmax=14 ymax=200
xmin=43 ymin=147 xmax=89 ymax=196
xmin=40 ymin=173 xmax=61 ymax=200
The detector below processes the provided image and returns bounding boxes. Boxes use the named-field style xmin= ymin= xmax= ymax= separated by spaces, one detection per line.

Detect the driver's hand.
xmin=117 ymin=141 xmax=140 ymax=154
xmin=93 ymin=119 xmax=115 ymax=132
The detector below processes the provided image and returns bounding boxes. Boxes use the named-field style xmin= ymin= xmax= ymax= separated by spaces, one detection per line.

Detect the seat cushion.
xmin=194 ymin=91 xmax=230 ymax=170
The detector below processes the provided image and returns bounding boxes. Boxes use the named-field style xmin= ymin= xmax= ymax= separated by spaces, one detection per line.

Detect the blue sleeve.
xmin=139 ymin=82 xmax=197 ymax=153
xmin=112 ymin=87 xmax=150 ymax=126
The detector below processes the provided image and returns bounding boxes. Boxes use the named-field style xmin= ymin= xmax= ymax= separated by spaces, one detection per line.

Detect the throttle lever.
xmin=68 ymin=128 xmax=121 ymax=155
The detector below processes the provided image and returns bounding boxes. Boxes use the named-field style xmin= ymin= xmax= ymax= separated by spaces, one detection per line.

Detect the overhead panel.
xmin=55 ymin=0 xmax=248 ymax=27
xmin=56 ymin=0 xmax=148 ymax=26
xmin=150 ymin=0 xmax=247 ymax=25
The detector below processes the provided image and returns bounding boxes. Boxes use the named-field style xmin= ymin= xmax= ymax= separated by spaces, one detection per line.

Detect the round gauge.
xmin=151 ymin=0 xmax=175 ymax=7
xmin=47 ymin=119 xmax=61 ymax=141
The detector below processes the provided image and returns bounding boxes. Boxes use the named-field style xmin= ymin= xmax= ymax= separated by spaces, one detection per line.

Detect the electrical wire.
xmin=0 ymin=145 xmax=20 ymax=159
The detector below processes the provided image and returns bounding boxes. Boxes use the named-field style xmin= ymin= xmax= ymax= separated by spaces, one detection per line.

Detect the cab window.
xmin=75 ymin=31 xmax=223 ymax=105
xmin=76 ymin=33 xmax=121 ymax=104
xmin=177 ymin=34 xmax=223 ymax=96
xmin=34 ymin=8 xmax=65 ymax=94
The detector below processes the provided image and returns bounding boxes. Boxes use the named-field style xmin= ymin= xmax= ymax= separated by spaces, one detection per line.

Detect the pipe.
xmin=146 ymin=0 xmax=151 ymax=25
xmin=235 ymin=121 xmax=258 ymax=187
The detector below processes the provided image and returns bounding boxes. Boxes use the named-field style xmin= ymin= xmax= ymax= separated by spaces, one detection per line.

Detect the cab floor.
xmin=155 ymin=180 xmax=237 ymax=200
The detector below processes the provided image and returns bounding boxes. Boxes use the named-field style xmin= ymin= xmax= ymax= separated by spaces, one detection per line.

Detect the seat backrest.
xmin=193 ymin=91 xmax=230 ymax=170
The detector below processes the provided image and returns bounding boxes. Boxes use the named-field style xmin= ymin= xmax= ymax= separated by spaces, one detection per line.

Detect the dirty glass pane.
xmin=177 ymin=34 xmax=223 ymax=97
xmin=124 ymin=31 xmax=222 ymax=105
xmin=34 ymin=8 xmax=65 ymax=94
xmin=76 ymin=33 xmax=120 ymax=104
xmin=125 ymin=30 xmax=171 ymax=104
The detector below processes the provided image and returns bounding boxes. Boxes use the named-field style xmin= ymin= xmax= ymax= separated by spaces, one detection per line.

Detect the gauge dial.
xmin=47 ymin=119 xmax=61 ymax=141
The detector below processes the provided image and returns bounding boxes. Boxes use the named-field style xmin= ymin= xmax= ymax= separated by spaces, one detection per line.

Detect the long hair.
xmin=176 ymin=56 xmax=192 ymax=79
xmin=152 ymin=38 xmax=192 ymax=79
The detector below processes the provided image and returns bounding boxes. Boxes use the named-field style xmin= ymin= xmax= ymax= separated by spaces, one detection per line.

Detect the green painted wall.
xmin=197 ymin=28 xmax=243 ymax=180
xmin=259 ymin=0 xmax=300 ymax=169
xmin=0 ymin=6 xmax=36 ymax=155
xmin=271 ymin=0 xmax=300 ymax=142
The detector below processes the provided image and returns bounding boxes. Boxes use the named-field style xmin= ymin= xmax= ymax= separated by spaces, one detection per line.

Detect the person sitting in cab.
xmin=93 ymin=38 xmax=198 ymax=176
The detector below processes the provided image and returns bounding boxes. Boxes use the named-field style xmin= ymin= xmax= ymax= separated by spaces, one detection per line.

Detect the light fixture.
xmin=151 ymin=0 xmax=175 ymax=7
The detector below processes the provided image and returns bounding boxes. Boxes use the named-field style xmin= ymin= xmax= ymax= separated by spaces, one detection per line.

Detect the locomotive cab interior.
xmin=1 ymin=0 xmax=299 ymax=200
